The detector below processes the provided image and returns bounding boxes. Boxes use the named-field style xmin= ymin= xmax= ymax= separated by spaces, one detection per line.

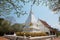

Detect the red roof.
xmin=39 ymin=19 xmax=57 ymax=32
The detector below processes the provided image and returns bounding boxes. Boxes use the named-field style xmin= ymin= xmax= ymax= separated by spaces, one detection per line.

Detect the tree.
xmin=0 ymin=0 xmax=43 ymax=17
xmin=5 ymin=16 xmax=16 ymax=23
xmin=0 ymin=18 xmax=11 ymax=33
xmin=1 ymin=0 xmax=59 ymax=17
xmin=0 ymin=18 xmax=25 ymax=35
xmin=40 ymin=0 xmax=60 ymax=12
xmin=11 ymin=23 xmax=24 ymax=32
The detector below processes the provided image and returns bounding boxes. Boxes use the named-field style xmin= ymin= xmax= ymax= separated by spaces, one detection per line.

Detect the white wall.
xmin=37 ymin=21 xmax=50 ymax=33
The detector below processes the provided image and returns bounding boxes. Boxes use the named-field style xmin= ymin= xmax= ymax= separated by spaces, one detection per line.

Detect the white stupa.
xmin=23 ymin=6 xmax=40 ymax=32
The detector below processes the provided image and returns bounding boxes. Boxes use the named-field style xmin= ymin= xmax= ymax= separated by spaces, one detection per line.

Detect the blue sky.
xmin=33 ymin=5 xmax=58 ymax=27
xmin=13 ymin=3 xmax=58 ymax=28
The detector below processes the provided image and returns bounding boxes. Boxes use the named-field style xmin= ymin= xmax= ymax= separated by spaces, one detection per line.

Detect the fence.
xmin=3 ymin=35 xmax=56 ymax=40
xmin=29 ymin=35 xmax=56 ymax=40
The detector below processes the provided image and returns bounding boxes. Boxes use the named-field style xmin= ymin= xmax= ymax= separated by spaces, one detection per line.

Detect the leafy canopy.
xmin=0 ymin=0 xmax=42 ymax=17
xmin=0 ymin=0 xmax=59 ymax=17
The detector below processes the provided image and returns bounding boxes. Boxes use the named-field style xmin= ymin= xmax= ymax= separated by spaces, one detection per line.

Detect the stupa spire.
xmin=29 ymin=5 xmax=33 ymax=16
xmin=25 ymin=5 xmax=37 ymax=25
xmin=23 ymin=5 xmax=40 ymax=32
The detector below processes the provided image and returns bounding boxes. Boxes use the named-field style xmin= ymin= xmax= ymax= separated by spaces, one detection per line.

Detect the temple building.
xmin=23 ymin=8 xmax=41 ymax=32
xmin=23 ymin=6 xmax=56 ymax=35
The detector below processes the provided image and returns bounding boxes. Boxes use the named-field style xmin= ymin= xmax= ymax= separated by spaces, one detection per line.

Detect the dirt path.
xmin=0 ymin=37 xmax=9 ymax=40
xmin=53 ymin=37 xmax=60 ymax=40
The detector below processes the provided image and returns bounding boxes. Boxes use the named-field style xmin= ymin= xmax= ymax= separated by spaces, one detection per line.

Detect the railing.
xmin=29 ymin=35 xmax=56 ymax=40
xmin=3 ymin=35 xmax=56 ymax=40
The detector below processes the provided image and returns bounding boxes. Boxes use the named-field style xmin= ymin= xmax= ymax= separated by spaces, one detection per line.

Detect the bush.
xmin=16 ymin=32 xmax=47 ymax=37
xmin=0 ymin=32 xmax=4 ymax=36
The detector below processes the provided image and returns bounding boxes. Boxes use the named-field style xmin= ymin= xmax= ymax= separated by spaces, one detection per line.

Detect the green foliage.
xmin=57 ymin=32 xmax=60 ymax=36
xmin=11 ymin=23 xmax=24 ymax=32
xmin=0 ymin=18 xmax=24 ymax=35
xmin=0 ymin=0 xmax=26 ymax=17
xmin=41 ymin=0 xmax=60 ymax=12
xmin=0 ymin=0 xmax=44 ymax=17
xmin=0 ymin=18 xmax=11 ymax=33
xmin=0 ymin=0 xmax=59 ymax=16
xmin=55 ymin=31 xmax=60 ymax=37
